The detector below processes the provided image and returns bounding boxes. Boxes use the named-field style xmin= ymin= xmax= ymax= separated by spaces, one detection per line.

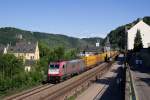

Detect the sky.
xmin=0 ymin=0 xmax=150 ymax=38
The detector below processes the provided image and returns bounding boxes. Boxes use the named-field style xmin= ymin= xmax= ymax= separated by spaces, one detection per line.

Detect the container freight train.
xmin=47 ymin=51 xmax=118 ymax=83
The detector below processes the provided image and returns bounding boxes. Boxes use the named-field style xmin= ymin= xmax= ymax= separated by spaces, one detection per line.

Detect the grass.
xmin=67 ymin=95 xmax=76 ymax=100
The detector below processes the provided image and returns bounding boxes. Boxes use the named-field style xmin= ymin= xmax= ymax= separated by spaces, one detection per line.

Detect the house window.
xmin=30 ymin=56 xmax=34 ymax=60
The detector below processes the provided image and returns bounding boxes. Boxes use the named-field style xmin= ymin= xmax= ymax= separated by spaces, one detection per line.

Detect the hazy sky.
xmin=0 ymin=0 xmax=149 ymax=38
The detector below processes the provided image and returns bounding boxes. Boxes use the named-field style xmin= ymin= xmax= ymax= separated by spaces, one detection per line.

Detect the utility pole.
xmin=96 ymin=39 xmax=101 ymax=53
xmin=96 ymin=39 xmax=100 ymax=47
xmin=125 ymin=26 xmax=128 ymax=67
xmin=105 ymin=37 xmax=111 ymax=58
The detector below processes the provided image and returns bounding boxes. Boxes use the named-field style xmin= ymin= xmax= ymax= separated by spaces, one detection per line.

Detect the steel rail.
xmin=42 ymin=62 xmax=112 ymax=100
xmin=5 ymin=84 xmax=54 ymax=100
xmin=4 ymin=62 xmax=113 ymax=100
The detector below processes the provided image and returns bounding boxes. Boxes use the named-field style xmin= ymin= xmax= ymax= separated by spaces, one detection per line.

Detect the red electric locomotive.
xmin=48 ymin=59 xmax=85 ymax=83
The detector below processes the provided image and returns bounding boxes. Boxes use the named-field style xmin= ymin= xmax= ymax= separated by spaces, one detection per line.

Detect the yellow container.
xmin=82 ymin=51 xmax=118 ymax=70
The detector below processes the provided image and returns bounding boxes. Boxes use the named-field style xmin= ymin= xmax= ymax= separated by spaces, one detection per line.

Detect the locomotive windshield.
xmin=49 ymin=64 xmax=59 ymax=69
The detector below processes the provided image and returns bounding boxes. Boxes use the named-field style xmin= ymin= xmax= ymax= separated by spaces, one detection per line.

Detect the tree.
xmin=133 ymin=30 xmax=143 ymax=52
xmin=64 ymin=49 xmax=78 ymax=60
xmin=0 ymin=54 xmax=24 ymax=93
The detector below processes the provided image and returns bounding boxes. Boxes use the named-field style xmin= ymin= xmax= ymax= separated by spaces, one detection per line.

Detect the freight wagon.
xmin=47 ymin=51 xmax=118 ymax=83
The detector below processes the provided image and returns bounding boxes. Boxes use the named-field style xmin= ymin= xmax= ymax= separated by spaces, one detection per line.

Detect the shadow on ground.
xmin=131 ymin=66 xmax=150 ymax=73
xmin=96 ymin=66 xmax=125 ymax=100
xmin=137 ymin=77 xmax=150 ymax=86
xmin=95 ymin=77 xmax=114 ymax=85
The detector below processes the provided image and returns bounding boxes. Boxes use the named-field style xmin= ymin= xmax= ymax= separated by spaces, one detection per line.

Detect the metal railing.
xmin=125 ymin=63 xmax=138 ymax=100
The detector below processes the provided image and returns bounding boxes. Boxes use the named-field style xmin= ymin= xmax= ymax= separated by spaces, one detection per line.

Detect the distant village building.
xmin=96 ymin=40 xmax=100 ymax=47
xmin=0 ymin=45 xmax=7 ymax=54
xmin=127 ymin=19 xmax=150 ymax=50
xmin=0 ymin=46 xmax=5 ymax=54
xmin=8 ymin=41 xmax=39 ymax=61
xmin=104 ymin=37 xmax=111 ymax=57
xmin=1 ymin=41 xmax=40 ymax=71
xmin=79 ymin=44 xmax=102 ymax=57
xmin=16 ymin=34 xmax=23 ymax=40
xmin=104 ymin=37 xmax=111 ymax=52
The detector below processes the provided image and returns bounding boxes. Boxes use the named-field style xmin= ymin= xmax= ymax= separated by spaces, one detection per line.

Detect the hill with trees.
xmin=105 ymin=16 xmax=150 ymax=50
xmin=0 ymin=16 xmax=150 ymax=51
xmin=0 ymin=27 xmax=103 ymax=50
xmin=0 ymin=27 xmax=104 ymax=97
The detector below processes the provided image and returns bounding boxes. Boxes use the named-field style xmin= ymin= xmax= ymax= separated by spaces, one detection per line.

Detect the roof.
xmin=127 ymin=19 xmax=150 ymax=32
xmin=8 ymin=41 xmax=37 ymax=53
xmin=83 ymin=47 xmax=102 ymax=52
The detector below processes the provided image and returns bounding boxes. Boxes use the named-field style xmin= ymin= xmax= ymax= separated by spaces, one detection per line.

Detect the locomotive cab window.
xmin=49 ymin=64 xmax=59 ymax=69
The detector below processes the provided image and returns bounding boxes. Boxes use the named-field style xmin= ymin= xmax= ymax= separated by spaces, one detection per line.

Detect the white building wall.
xmin=34 ymin=42 xmax=40 ymax=60
xmin=25 ymin=66 xmax=31 ymax=72
xmin=127 ymin=20 xmax=150 ymax=50
xmin=3 ymin=48 xmax=7 ymax=54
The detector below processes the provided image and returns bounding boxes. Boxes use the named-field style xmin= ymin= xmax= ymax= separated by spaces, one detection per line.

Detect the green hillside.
xmin=0 ymin=27 xmax=103 ymax=50
xmin=1 ymin=16 xmax=150 ymax=51
xmin=82 ymin=37 xmax=103 ymax=46
xmin=105 ymin=16 xmax=150 ymax=50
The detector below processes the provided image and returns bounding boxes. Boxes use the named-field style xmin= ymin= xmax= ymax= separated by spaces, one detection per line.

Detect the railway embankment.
xmin=4 ymin=62 xmax=112 ymax=100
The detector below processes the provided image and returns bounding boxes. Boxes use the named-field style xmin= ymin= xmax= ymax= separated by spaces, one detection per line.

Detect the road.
xmin=127 ymin=51 xmax=150 ymax=100
xmin=131 ymin=67 xmax=150 ymax=100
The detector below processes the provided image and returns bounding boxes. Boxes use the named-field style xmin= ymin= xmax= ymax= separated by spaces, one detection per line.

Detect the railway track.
xmin=4 ymin=84 xmax=54 ymax=100
xmin=42 ymin=62 xmax=112 ymax=100
xmin=4 ymin=62 xmax=113 ymax=100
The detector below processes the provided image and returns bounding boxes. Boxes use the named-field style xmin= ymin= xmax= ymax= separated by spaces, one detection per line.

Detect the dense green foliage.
xmin=0 ymin=54 xmax=23 ymax=92
xmin=0 ymin=54 xmax=43 ymax=96
xmin=39 ymin=41 xmax=78 ymax=61
xmin=0 ymin=44 xmax=80 ymax=96
xmin=133 ymin=30 xmax=143 ymax=51
xmin=37 ymin=43 xmax=79 ymax=80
